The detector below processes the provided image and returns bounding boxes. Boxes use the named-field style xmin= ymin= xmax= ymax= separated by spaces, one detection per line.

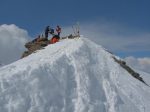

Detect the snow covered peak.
xmin=0 ymin=37 xmax=150 ymax=112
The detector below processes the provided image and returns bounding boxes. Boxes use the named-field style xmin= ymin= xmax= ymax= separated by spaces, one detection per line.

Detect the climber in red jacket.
xmin=50 ymin=35 xmax=60 ymax=44
xmin=56 ymin=25 xmax=61 ymax=36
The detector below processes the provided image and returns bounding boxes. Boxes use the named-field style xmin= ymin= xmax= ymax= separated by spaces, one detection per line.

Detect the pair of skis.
xmin=72 ymin=22 xmax=80 ymax=37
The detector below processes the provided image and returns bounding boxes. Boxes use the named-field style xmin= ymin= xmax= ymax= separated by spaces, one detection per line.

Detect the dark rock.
xmin=113 ymin=57 xmax=149 ymax=86
xmin=61 ymin=34 xmax=79 ymax=39
xmin=121 ymin=61 xmax=126 ymax=65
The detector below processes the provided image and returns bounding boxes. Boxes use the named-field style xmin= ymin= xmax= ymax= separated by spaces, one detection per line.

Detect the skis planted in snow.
xmin=72 ymin=22 xmax=80 ymax=37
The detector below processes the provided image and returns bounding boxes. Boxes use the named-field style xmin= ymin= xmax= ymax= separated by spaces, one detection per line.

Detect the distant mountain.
xmin=0 ymin=37 xmax=150 ymax=112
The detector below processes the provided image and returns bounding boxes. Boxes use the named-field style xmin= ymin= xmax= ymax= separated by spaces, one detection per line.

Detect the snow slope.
xmin=0 ymin=37 xmax=150 ymax=112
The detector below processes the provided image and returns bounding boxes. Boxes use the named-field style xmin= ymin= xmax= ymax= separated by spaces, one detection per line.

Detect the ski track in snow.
xmin=0 ymin=37 xmax=150 ymax=112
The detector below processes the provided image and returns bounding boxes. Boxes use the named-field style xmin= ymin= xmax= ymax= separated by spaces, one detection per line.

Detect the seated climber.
xmin=50 ymin=35 xmax=60 ymax=44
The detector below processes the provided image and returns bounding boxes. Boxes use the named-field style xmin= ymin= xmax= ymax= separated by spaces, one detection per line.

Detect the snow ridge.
xmin=0 ymin=37 xmax=150 ymax=112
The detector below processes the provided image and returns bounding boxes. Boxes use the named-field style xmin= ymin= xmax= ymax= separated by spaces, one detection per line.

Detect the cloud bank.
xmin=0 ymin=24 xmax=29 ymax=65
xmin=125 ymin=57 xmax=150 ymax=74
xmin=82 ymin=24 xmax=150 ymax=52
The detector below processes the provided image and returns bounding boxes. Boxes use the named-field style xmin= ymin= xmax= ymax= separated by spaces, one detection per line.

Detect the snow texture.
xmin=0 ymin=37 xmax=150 ymax=112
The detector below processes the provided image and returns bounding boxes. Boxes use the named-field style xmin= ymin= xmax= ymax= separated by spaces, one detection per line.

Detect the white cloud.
xmin=62 ymin=21 xmax=150 ymax=52
xmin=125 ymin=56 xmax=150 ymax=73
xmin=0 ymin=24 xmax=30 ymax=65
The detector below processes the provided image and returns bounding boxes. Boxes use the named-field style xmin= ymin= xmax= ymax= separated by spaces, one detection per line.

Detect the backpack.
xmin=50 ymin=29 xmax=54 ymax=34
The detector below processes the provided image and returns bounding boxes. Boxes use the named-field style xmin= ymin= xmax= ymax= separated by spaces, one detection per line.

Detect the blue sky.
xmin=0 ymin=0 xmax=150 ymax=58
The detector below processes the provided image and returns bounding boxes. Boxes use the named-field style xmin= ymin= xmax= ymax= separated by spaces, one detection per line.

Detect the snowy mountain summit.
xmin=0 ymin=37 xmax=150 ymax=112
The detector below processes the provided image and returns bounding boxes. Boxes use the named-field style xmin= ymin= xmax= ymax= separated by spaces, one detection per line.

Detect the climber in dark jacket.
xmin=45 ymin=26 xmax=50 ymax=39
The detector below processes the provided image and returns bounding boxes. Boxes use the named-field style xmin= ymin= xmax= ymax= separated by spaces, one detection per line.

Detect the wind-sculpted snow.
xmin=0 ymin=37 xmax=150 ymax=112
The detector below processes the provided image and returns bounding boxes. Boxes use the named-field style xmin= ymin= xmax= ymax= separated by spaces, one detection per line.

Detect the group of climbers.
xmin=45 ymin=25 xmax=61 ymax=41
xmin=22 ymin=24 xmax=80 ymax=58
xmin=33 ymin=25 xmax=61 ymax=44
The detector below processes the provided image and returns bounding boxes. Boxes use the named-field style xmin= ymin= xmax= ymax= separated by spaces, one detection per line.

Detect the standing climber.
xmin=56 ymin=25 xmax=61 ymax=36
xmin=45 ymin=26 xmax=50 ymax=40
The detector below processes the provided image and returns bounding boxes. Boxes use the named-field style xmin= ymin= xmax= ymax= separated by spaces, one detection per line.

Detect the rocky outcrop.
xmin=113 ymin=57 xmax=149 ymax=86
xmin=21 ymin=39 xmax=49 ymax=58
xmin=21 ymin=34 xmax=79 ymax=58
